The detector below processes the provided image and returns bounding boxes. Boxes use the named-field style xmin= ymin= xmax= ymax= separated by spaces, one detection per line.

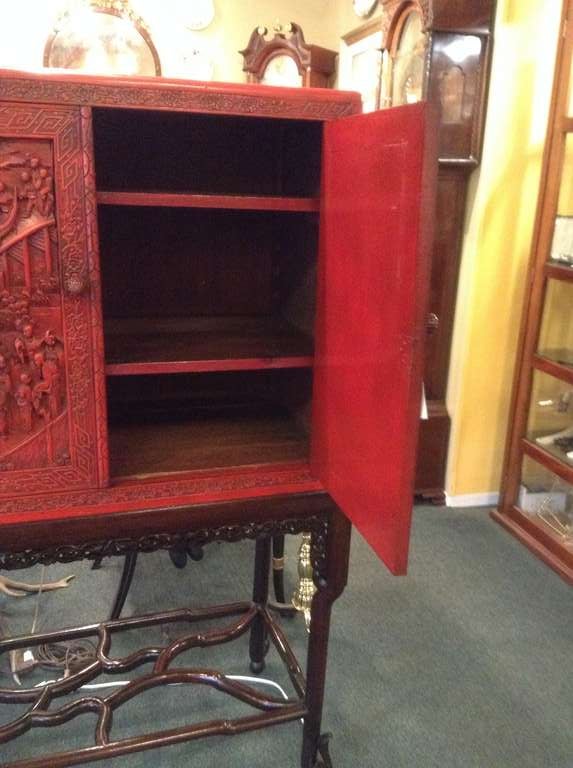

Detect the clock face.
xmin=177 ymin=0 xmax=215 ymax=31
xmin=391 ymin=12 xmax=427 ymax=107
xmin=261 ymin=55 xmax=302 ymax=87
xmin=353 ymin=0 xmax=378 ymax=18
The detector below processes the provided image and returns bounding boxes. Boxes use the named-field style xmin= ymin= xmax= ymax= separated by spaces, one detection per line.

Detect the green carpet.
xmin=1 ymin=505 xmax=572 ymax=767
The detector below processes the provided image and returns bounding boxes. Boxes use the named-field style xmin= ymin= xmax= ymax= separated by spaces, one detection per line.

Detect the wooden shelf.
xmin=522 ymin=438 xmax=573 ymax=484
xmin=545 ymin=261 xmax=573 ymax=281
xmin=104 ymin=318 xmax=314 ymax=376
xmin=97 ymin=191 xmax=320 ymax=213
xmin=533 ymin=352 xmax=573 ymax=385
xmin=108 ymin=411 xmax=309 ymax=479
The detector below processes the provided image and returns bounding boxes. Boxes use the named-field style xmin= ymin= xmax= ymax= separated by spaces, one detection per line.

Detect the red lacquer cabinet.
xmin=0 ymin=70 xmax=436 ymax=574
xmin=0 ymin=69 xmax=436 ymax=767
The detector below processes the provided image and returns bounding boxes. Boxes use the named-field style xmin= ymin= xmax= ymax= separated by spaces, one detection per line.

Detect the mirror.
xmin=44 ymin=1 xmax=161 ymax=77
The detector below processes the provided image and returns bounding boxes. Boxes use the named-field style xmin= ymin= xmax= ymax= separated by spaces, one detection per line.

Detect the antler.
xmin=0 ymin=574 xmax=74 ymax=598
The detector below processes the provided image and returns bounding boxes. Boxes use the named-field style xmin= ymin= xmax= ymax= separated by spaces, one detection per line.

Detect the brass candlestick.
xmin=291 ymin=533 xmax=316 ymax=632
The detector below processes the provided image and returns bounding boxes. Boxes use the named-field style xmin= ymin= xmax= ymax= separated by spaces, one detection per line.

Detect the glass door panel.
xmin=567 ymin=48 xmax=573 ymax=116
xmin=527 ymin=370 xmax=573 ymax=463
xmin=519 ymin=455 xmax=573 ymax=542
xmin=550 ymin=133 xmax=573 ymax=266
xmin=537 ymin=279 xmax=573 ymax=365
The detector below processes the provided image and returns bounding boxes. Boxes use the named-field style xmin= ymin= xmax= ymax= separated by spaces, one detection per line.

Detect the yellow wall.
xmin=446 ymin=0 xmax=563 ymax=497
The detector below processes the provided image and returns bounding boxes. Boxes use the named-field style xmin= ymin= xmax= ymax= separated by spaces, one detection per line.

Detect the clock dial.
xmin=352 ymin=0 xmax=378 ymax=18
xmin=261 ymin=55 xmax=302 ymax=87
xmin=391 ymin=11 xmax=427 ymax=107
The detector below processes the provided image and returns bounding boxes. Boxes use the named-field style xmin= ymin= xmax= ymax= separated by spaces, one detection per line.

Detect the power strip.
xmin=9 ymin=648 xmax=36 ymax=676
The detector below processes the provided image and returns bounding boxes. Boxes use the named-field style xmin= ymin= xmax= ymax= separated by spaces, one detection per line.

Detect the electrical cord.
xmin=35 ymin=639 xmax=97 ymax=672
xmin=6 ymin=566 xmax=98 ymax=685
xmin=30 ymin=673 xmax=292 ymax=699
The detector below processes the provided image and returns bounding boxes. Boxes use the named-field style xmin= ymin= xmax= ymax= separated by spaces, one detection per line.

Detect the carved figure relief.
xmin=0 ymin=139 xmax=69 ymax=470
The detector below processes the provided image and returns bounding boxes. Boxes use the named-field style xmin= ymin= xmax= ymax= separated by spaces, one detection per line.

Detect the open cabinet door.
xmin=311 ymin=102 xmax=437 ymax=575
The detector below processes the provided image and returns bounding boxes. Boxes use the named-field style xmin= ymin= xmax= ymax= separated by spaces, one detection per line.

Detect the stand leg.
xmin=301 ymin=509 xmax=352 ymax=768
xmin=249 ymin=536 xmax=271 ymax=674
xmin=272 ymin=535 xmax=286 ymax=603
xmin=110 ymin=552 xmax=137 ymax=620
xmin=301 ymin=588 xmax=334 ymax=767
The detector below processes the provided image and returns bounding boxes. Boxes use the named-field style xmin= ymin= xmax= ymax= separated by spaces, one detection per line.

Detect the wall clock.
xmin=352 ymin=0 xmax=378 ymax=18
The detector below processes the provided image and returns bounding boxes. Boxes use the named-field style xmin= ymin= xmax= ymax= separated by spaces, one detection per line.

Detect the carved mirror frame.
xmin=43 ymin=0 xmax=161 ymax=77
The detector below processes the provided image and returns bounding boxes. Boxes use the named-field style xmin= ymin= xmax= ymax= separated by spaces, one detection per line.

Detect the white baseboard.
xmin=445 ymin=492 xmax=499 ymax=508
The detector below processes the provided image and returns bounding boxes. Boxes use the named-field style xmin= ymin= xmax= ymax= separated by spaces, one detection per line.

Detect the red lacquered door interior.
xmin=312 ymin=102 xmax=438 ymax=574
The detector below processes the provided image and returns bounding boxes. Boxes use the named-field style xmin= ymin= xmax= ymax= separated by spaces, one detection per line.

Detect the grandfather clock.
xmin=378 ymin=0 xmax=495 ymax=501
xmin=240 ymin=22 xmax=337 ymax=88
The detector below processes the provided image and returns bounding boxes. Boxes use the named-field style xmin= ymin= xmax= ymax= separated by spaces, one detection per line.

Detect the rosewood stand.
xmin=0 ymin=493 xmax=351 ymax=768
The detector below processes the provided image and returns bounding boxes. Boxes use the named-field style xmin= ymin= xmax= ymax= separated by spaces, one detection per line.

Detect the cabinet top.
xmin=0 ymin=68 xmax=361 ymax=121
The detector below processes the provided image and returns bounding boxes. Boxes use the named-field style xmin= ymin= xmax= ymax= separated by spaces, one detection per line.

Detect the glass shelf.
xmin=526 ymin=370 xmax=573 ymax=465
xmin=518 ymin=455 xmax=573 ymax=545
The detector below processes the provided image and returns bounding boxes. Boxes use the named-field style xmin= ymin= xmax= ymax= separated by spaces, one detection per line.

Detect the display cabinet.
xmin=0 ymin=69 xmax=436 ymax=767
xmin=494 ymin=0 xmax=573 ymax=584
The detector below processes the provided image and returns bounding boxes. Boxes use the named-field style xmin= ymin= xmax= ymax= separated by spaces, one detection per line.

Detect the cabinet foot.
xmin=415 ymin=489 xmax=446 ymax=505
xmin=302 ymin=732 xmax=334 ymax=768
xmin=315 ymin=733 xmax=334 ymax=767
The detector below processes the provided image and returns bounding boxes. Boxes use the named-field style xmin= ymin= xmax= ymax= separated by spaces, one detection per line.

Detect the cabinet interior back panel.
xmin=92 ymin=108 xmax=323 ymax=196
xmin=107 ymin=369 xmax=312 ymax=477
xmin=98 ymin=206 xmax=318 ymax=323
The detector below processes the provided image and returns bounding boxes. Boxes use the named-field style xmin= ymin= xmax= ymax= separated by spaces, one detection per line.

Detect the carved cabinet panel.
xmin=0 ymin=103 xmax=102 ymax=496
